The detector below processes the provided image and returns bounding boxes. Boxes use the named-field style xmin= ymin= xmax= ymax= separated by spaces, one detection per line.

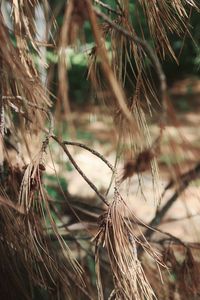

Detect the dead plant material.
xmin=94 ymin=187 xmax=163 ymax=300
xmin=1 ymin=0 xmax=200 ymax=299
xmin=0 ymin=17 xmax=51 ymax=148
xmin=140 ymin=163 xmax=200 ymax=255
xmin=122 ymin=135 xmax=161 ymax=182
xmin=122 ymin=150 xmax=155 ymax=182
xmin=87 ymin=2 xmax=140 ymax=130
xmin=138 ymin=0 xmax=198 ymax=61
xmin=159 ymin=246 xmax=200 ymax=300
xmin=178 ymin=248 xmax=200 ymax=298
xmin=0 ymin=203 xmax=83 ymax=299
xmin=162 ymin=246 xmax=178 ymax=269
xmin=53 ymin=136 xmax=109 ymax=206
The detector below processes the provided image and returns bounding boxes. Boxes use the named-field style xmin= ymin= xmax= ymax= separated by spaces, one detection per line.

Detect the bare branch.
xmin=52 ymin=136 xmax=109 ymax=206
xmin=143 ymin=163 xmax=200 ymax=242
xmin=94 ymin=0 xmax=122 ymax=16
xmin=63 ymin=140 xmax=115 ymax=173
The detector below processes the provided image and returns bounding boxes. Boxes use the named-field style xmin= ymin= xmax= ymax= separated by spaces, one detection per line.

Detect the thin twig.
xmin=52 ymin=136 xmax=109 ymax=206
xmin=63 ymin=140 xmax=115 ymax=173
xmin=94 ymin=0 xmax=122 ymax=16
xmin=115 ymin=0 xmax=123 ymax=15
xmin=161 ymin=213 xmax=200 ymax=224
xmin=150 ymin=239 xmax=200 ymax=250
xmin=141 ymin=222 xmax=187 ymax=248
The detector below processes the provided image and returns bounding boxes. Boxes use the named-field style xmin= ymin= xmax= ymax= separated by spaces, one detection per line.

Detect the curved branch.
xmin=63 ymin=141 xmax=115 ymax=173
xmin=52 ymin=136 xmax=109 ymax=206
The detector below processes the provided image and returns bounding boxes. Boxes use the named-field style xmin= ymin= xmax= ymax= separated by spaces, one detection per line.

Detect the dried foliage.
xmin=0 ymin=0 xmax=200 ymax=299
xmin=139 ymin=0 xmax=198 ymax=60
xmin=94 ymin=186 xmax=162 ymax=300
